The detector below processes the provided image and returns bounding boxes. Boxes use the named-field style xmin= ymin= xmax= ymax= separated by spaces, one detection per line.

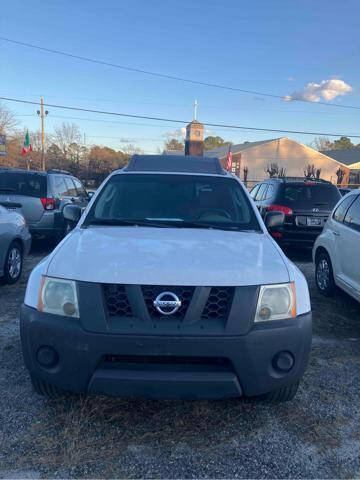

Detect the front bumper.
xmin=20 ymin=305 xmax=312 ymax=399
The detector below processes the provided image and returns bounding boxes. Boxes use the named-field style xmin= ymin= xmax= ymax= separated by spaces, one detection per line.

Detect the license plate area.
xmin=296 ymin=216 xmax=324 ymax=227
xmin=307 ymin=217 xmax=322 ymax=226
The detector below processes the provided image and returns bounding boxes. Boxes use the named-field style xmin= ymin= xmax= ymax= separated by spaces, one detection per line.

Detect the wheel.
xmin=30 ymin=376 xmax=71 ymax=399
xmin=3 ymin=241 xmax=23 ymax=284
xmin=262 ymin=382 xmax=299 ymax=404
xmin=315 ymin=251 xmax=335 ymax=297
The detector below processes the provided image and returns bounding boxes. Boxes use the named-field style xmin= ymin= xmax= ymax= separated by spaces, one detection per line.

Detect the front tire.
xmin=262 ymin=382 xmax=299 ymax=403
xmin=315 ymin=251 xmax=335 ymax=297
xmin=3 ymin=241 xmax=23 ymax=284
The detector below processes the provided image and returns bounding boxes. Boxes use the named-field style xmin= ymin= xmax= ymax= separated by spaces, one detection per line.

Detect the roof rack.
xmin=125 ymin=154 xmax=226 ymax=175
xmin=278 ymin=176 xmax=332 ymax=184
xmin=0 ymin=167 xmax=46 ymax=174
xmin=47 ymin=169 xmax=71 ymax=175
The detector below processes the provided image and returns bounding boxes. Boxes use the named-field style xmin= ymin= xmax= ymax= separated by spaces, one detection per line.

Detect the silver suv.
xmin=0 ymin=168 xmax=90 ymax=241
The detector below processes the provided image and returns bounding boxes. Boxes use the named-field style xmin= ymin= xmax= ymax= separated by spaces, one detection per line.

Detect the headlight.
xmin=38 ymin=276 xmax=79 ymax=317
xmin=255 ymin=283 xmax=296 ymax=322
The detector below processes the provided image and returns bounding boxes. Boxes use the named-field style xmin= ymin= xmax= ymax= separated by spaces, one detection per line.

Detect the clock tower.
xmin=185 ymin=120 xmax=204 ymax=156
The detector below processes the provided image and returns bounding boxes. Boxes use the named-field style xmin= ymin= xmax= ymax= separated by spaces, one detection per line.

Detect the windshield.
xmin=0 ymin=172 xmax=47 ymax=198
xmin=282 ymin=184 xmax=341 ymax=210
xmin=84 ymin=174 xmax=261 ymax=231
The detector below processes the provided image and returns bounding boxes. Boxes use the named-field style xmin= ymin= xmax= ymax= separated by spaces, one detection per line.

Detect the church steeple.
xmin=185 ymin=100 xmax=204 ymax=157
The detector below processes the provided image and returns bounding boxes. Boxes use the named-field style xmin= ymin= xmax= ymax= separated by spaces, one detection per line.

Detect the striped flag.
xmin=21 ymin=130 xmax=33 ymax=156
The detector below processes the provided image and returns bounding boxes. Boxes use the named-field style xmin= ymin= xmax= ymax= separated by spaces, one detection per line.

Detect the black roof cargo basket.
xmin=125 ymin=155 xmax=226 ymax=175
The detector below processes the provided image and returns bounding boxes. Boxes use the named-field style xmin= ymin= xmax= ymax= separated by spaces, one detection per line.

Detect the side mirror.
xmin=264 ymin=211 xmax=285 ymax=231
xmin=87 ymin=191 xmax=95 ymax=201
xmin=63 ymin=204 xmax=82 ymax=226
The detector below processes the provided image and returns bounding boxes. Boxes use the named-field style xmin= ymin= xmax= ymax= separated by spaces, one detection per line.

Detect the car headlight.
xmin=37 ymin=276 xmax=79 ymax=317
xmin=255 ymin=283 xmax=296 ymax=322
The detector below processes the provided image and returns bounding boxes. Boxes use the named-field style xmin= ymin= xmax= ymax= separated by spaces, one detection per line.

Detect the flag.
xmin=21 ymin=130 xmax=33 ymax=156
xmin=225 ymin=145 xmax=232 ymax=171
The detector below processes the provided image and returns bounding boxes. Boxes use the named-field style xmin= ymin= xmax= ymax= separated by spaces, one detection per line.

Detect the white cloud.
xmin=284 ymin=78 xmax=352 ymax=102
xmin=286 ymin=76 xmax=295 ymax=81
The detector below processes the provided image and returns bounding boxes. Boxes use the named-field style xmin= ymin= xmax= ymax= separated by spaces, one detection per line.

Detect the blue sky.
xmin=1 ymin=0 xmax=360 ymax=152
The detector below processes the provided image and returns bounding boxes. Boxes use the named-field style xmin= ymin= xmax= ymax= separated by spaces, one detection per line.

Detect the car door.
xmin=335 ymin=194 xmax=360 ymax=300
xmin=72 ymin=178 xmax=89 ymax=208
xmin=63 ymin=177 xmax=78 ymax=204
xmin=254 ymin=184 xmax=268 ymax=217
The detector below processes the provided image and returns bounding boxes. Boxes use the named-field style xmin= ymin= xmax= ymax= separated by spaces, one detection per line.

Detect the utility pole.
xmin=37 ymin=97 xmax=49 ymax=171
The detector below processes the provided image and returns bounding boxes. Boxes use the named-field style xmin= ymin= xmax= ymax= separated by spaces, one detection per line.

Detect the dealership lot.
xmin=0 ymin=243 xmax=360 ymax=479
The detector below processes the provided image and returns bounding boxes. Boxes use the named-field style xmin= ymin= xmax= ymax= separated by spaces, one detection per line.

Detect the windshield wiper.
xmin=86 ymin=218 xmax=173 ymax=228
xmin=155 ymin=220 xmax=256 ymax=232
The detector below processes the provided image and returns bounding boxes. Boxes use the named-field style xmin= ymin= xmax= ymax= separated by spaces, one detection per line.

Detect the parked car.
xmin=0 ymin=204 xmax=31 ymax=284
xmin=314 ymin=190 xmax=360 ymax=303
xmin=21 ymin=155 xmax=312 ymax=403
xmin=338 ymin=187 xmax=351 ymax=197
xmin=0 ymin=168 xmax=90 ymax=242
xmin=250 ymin=177 xmax=341 ymax=248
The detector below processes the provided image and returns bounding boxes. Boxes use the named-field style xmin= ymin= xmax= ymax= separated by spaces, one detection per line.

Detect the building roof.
xmin=164 ymin=138 xmax=281 ymax=158
xmin=321 ymin=149 xmax=360 ymax=166
xmin=125 ymin=154 xmax=225 ymax=175
xmin=206 ymin=138 xmax=282 ymax=158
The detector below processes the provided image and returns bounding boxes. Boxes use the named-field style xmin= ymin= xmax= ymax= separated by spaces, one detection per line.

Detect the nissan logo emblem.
xmin=153 ymin=291 xmax=182 ymax=315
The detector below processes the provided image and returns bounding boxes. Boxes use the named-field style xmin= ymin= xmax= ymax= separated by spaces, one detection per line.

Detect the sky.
xmin=1 ymin=0 xmax=360 ymax=153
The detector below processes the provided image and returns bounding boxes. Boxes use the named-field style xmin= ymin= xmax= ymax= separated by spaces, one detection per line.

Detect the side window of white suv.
xmin=333 ymin=195 xmax=358 ymax=224
xmin=344 ymin=195 xmax=360 ymax=232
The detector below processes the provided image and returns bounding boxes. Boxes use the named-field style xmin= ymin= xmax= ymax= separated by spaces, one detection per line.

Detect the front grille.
xmin=202 ymin=287 xmax=234 ymax=320
xmin=103 ymin=284 xmax=133 ymax=317
xmin=142 ymin=285 xmax=195 ymax=319
xmin=102 ymin=284 xmax=235 ymax=321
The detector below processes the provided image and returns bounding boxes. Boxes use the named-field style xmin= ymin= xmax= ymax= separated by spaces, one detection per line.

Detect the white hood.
xmin=46 ymin=227 xmax=289 ymax=286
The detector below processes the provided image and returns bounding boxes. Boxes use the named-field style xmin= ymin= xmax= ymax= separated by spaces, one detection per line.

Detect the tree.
xmin=204 ymin=136 xmax=232 ymax=150
xmin=53 ymin=122 xmax=82 ymax=157
xmin=310 ymin=137 xmax=334 ymax=151
xmin=335 ymin=167 xmax=346 ymax=185
xmin=243 ymin=166 xmax=249 ymax=187
xmin=0 ymin=102 xmax=18 ymax=134
xmin=333 ymin=136 xmax=354 ymax=150
xmin=165 ymin=138 xmax=184 ymax=151
xmin=87 ymin=145 xmax=128 ymax=185
xmin=265 ymin=163 xmax=279 ymax=178
xmin=304 ymin=164 xmax=316 ymax=180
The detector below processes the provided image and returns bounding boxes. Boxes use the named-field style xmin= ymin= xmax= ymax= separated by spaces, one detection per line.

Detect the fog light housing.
xmin=36 ymin=346 xmax=59 ymax=368
xmin=272 ymin=351 xmax=294 ymax=373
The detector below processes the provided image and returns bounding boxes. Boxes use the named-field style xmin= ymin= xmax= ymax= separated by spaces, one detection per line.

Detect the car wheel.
xmin=3 ymin=242 xmax=23 ymax=284
xmin=262 ymin=382 xmax=299 ymax=404
xmin=315 ymin=251 xmax=335 ymax=297
xmin=30 ymin=376 xmax=71 ymax=399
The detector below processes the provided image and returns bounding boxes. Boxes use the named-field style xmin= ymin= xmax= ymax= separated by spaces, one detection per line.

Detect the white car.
xmin=0 ymin=204 xmax=31 ymax=284
xmin=21 ymin=155 xmax=312 ymax=403
xmin=314 ymin=190 xmax=360 ymax=302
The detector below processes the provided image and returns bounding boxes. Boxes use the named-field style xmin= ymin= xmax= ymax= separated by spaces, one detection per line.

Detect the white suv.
xmin=21 ymin=155 xmax=312 ymax=403
xmin=314 ymin=190 xmax=360 ymax=302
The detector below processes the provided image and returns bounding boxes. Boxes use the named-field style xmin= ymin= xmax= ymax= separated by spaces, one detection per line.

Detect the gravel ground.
xmin=0 ymin=243 xmax=360 ymax=479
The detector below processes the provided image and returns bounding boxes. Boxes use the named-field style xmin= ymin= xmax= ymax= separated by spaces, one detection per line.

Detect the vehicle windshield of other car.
xmin=282 ymin=184 xmax=340 ymax=209
xmin=0 ymin=173 xmax=47 ymax=198
xmin=85 ymin=174 xmax=261 ymax=231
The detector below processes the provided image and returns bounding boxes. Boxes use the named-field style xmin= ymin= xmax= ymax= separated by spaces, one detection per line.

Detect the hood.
xmin=46 ymin=227 xmax=289 ymax=286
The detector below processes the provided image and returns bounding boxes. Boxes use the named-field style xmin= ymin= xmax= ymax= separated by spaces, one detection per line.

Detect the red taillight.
xmin=271 ymin=231 xmax=283 ymax=239
xmin=267 ymin=204 xmax=293 ymax=215
xmin=40 ymin=197 xmax=55 ymax=210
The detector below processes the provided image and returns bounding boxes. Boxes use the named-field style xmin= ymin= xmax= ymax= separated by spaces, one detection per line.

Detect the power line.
xmin=2 ymin=95 xmax=360 ymax=138
xmin=1 ymin=36 xmax=359 ymax=111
